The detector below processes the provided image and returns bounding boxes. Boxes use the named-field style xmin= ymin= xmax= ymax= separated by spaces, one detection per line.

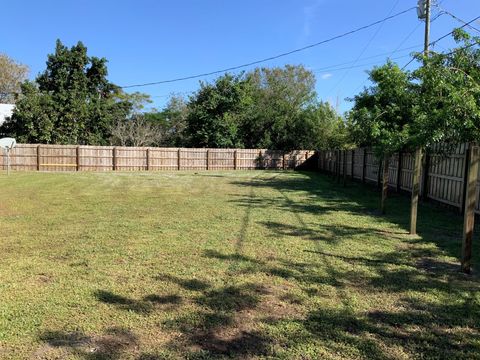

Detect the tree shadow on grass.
xmin=37 ymin=171 xmax=480 ymax=358
xmin=93 ymin=289 xmax=182 ymax=314
xmin=156 ymin=272 xmax=272 ymax=358
xmin=203 ymin=245 xmax=480 ymax=359
xmin=38 ymin=327 xmax=137 ymax=360
xmin=230 ymin=171 xmax=480 ymax=268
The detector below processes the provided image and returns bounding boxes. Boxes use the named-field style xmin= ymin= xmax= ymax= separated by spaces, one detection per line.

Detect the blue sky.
xmin=2 ymin=0 xmax=479 ymax=113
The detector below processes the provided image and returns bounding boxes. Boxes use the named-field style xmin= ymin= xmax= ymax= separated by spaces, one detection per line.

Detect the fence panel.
xmin=80 ymin=146 xmax=114 ymax=171
xmin=427 ymin=144 xmax=466 ymax=208
xmin=388 ymin=153 xmax=399 ymax=188
xmin=353 ymin=149 xmax=364 ymax=180
xmin=8 ymin=144 xmax=38 ymax=171
xmin=1 ymin=144 xmax=314 ymax=173
xmin=364 ymin=149 xmax=380 ymax=184
xmin=317 ymin=144 xmax=480 ymax=213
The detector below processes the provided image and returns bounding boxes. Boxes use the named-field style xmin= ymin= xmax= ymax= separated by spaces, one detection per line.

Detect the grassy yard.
xmin=0 ymin=170 xmax=479 ymax=359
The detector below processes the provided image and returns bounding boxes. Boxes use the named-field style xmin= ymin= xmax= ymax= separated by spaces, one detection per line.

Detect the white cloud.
xmin=303 ymin=0 xmax=324 ymax=38
xmin=321 ymin=73 xmax=333 ymax=80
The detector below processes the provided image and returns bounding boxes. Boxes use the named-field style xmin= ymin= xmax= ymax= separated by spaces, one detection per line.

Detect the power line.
xmin=351 ymin=14 xmax=427 ymax=93
xmin=312 ymin=54 xmax=412 ymax=74
xmin=309 ymin=45 xmax=421 ymax=72
xmin=431 ymin=15 xmax=480 ymax=45
xmin=144 ymin=48 xmax=418 ymax=100
xmin=389 ymin=23 xmax=423 ymax=56
xmin=145 ymin=49 xmax=418 ymax=101
xmin=401 ymin=14 xmax=480 ymax=69
xmin=329 ymin=0 xmax=401 ymax=93
xmin=434 ymin=6 xmax=480 ymax=33
xmin=120 ymin=6 xmax=416 ymax=89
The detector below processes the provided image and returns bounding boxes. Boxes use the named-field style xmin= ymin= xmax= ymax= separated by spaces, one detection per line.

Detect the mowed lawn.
xmin=0 ymin=170 xmax=479 ymax=360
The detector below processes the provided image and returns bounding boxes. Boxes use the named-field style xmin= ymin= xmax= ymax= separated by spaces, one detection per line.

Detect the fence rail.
xmin=317 ymin=144 xmax=480 ymax=214
xmin=0 ymin=144 xmax=314 ymax=172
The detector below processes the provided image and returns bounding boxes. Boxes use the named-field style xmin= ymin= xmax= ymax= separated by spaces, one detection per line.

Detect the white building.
xmin=0 ymin=104 xmax=15 ymax=126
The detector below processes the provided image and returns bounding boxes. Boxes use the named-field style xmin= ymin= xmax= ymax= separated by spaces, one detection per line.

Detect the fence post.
xmin=177 ymin=149 xmax=181 ymax=170
xmin=146 ymin=148 xmax=150 ymax=171
xmin=282 ymin=152 xmax=286 ymax=170
xmin=206 ymin=149 xmax=209 ymax=170
xmin=76 ymin=146 xmax=80 ymax=171
xmin=343 ymin=150 xmax=347 ymax=187
xmin=422 ymin=148 xmax=431 ymax=200
xmin=112 ymin=147 xmax=117 ymax=171
xmin=37 ymin=145 xmax=41 ymax=171
xmin=259 ymin=150 xmax=263 ymax=169
xmin=461 ymin=143 xmax=479 ymax=274
xmin=410 ymin=148 xmax=423 ymax=235
xmin=362 ymin=148 xmax=367 ymax=183
xmin=234 ymin=150 xmax=237 ymax=170
xmin=396 ymin=151 xmax=403 ymax=193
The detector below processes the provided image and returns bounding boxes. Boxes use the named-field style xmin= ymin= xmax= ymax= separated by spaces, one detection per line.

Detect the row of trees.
xmin=348 ymin=29 xmax=479 ymax=206
xmin=346 ymin=29 xmax=480 ymax=273
xmin=349 ymin=29 xmax=480 ymax=160
xmin=0 ymin=40 xmax=346 ymax=150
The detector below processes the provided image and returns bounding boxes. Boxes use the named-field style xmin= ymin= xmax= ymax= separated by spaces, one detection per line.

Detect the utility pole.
xmin=410 ymin=0 xmax=430 ymax=235
xmin=423 ymin=0 xmax=431 ymax=56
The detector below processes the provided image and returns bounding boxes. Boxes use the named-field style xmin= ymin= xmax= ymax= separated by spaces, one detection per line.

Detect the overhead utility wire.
xmin=309 ymin=45 xmax=420 ymax=72
xmin=312 ymin=54 xmax=412 ymax=74
xmin=147 ymin=50 xmax=417 ymax=99
xmin=401 ymin=14 xmax=480 ymax=70
xmin=120 ymin=7 xmax=416 ymax=89
xmin=329 ymin=0 xmax=401 ymax=93
xmin=353 ymin=11 xmax=445 ymax=93
xmin=435 ymin=6 xmax=480 ymax=33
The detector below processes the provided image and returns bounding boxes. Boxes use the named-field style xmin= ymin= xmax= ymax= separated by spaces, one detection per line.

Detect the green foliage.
xmin=1 ymin=40 xmax=133 ymax=144
xmin=348 ymin=29 xmax=480 ymax=154
xmin=143 ymin=95 xmax=189 ymax=146
xmin=1 ymin=41 xmax=347 ymax=149
xmin=411 ymin=30 xmax=480 ymax=147
xmin=179 ymin=65 xmax=345 ymax=150
xmin=185 ymin=73 xmax=250 ymax=148
xmin=301 ymin=101 xmax=349 ymax=149
xmin=0 ymin=53 xmax=29 ymax=104
xmin=241 ymin=65 xmax=318 ymax=150
xmin=348 ymin=61 xmax=414 ymax=156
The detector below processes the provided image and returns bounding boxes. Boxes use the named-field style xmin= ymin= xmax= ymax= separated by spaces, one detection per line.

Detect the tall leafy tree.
xmin=292 ymin=101 xmax=347 ymax=150
xmin=1 ymin=40 xmax=132 ymax=144
xmin=144 ymin=95 xmax=189 ymax=146
xmin=410 ymin=30 xmax=480 ymax=273
xmin=241 ymin=65 xmax=317 ymax=150
xmin=348 ymin=61 xmax=415 ymax=213
xmin=182 ymin=65 xmax=344 ymax=150
xmin=412 ymin=30 xmax=480 ymax=146
xmin=0 ymin=53 xmax=29 ymax=104
xmin=185 ymin=74 xmax=251 ymax=148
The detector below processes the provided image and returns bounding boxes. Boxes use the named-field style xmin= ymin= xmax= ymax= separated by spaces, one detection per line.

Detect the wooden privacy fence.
xmin=0 ymin=144 xmax=314 ymax=172
xmin=317 ymin=144 xmax=480 ymax=214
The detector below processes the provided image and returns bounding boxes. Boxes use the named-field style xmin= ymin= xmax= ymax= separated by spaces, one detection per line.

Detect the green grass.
xmin=0 ymin=170 xmax=479 ymax=359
